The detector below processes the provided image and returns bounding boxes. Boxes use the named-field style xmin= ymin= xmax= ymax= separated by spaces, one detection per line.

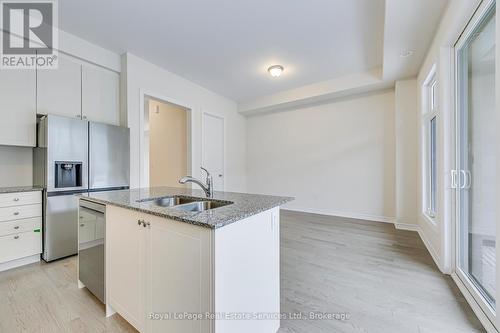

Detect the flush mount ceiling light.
xmin=400 ymin=49 xmax=415 ymax=58
xmin=268 ymin=65 xmax=284 ymax=77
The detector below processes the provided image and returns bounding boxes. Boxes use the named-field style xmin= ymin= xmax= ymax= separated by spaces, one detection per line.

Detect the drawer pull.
xmin=13 ymin=226 xmax=19 ymax=230
xmin=14 ymin=236 xmax=19 ymax=240
xmin=13 ymin=198 xmax=20 ymax=202
xmin=13 ymin=212 xmax=20 ymax=216
xmin=80 ymin=224 xmax=85 ymax=227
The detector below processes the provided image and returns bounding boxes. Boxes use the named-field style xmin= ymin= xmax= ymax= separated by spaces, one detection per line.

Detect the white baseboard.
xmin=451 ymin=273 xmax=497 ymax=333
xmin=394 ymin=223 xmax=420 ymax=232
xmin=0 ymin=254 xmax=40 ymax=272
xmin=282 ymin=207 xmax=396 ymax=224
xmin=416 ymin=227 xmax=443 ymax=272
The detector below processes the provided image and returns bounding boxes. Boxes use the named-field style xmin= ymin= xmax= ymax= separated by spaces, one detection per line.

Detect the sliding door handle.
xmin=459 ymin=170 xmax=472 ymax=189
xmin=459 ymin=170 xmax=466 ymax=189
xmin=451 ymin=170 xmax=458 ymax=189
xmin=465 ymin=170 xmax=472 ymax=189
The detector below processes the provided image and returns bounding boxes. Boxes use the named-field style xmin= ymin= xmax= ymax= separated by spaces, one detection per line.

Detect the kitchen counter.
xmin=0 ymin=186 xmax=43 ymax=194
xmin=79 ymin=186 xmax=293 ymax=229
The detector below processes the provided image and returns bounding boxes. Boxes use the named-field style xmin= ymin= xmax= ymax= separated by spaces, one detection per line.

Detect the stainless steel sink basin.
xmin=172 ymin=200 xmax=232 ymax=213
xmin=138 ymin=196 xmax=199 ymax=207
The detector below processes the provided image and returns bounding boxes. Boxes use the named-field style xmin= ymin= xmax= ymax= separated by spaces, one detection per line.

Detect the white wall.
xmin=0 ymin=146 xmax=33 ymax=187
xmin=395 ymin=79 xmax=418 ymax=227
xmin=123 ymin=53 xmax=247 ymax=192
xmin=246 ymin=90 xmax=396 ymax=222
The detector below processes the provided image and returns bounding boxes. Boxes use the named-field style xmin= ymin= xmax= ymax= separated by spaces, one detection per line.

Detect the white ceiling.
xmin=59 ymin=0 xmax=385 ymax=102
xmin=382 ymin=0 xmax=449 ymax=81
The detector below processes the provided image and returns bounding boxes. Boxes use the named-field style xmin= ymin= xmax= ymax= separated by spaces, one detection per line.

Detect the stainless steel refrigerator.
xmin=33 ymin=115 xmax=129 ymax=262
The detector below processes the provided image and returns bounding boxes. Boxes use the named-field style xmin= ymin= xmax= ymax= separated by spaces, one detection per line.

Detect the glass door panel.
xmin=457 ymin=4 xmax=496 ymax=310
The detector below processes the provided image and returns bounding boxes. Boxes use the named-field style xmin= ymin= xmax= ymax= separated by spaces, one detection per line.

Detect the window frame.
xmin=422 ymin=67 xmax=438 ymax=222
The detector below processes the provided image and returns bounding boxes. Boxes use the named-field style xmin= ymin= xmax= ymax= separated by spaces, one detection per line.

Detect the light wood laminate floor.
xmin=0 ymin=210 xmax=485 ymax=333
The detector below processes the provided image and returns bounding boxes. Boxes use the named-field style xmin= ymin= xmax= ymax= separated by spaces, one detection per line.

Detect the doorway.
xmin=454 ymin=0 xmax=497 ymax=327
xmin=144 ymin=96 xmax=190 ymax=187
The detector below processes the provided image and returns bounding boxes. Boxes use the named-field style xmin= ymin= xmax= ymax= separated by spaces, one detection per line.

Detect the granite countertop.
xmin=79 ymin=187 xmax=293 ymax=229
xmin=0 ymin=186 xmax=44 ymax=194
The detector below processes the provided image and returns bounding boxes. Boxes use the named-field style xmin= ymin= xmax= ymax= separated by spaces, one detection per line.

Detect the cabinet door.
xmin=106 ymin=206 xmax=146 ymax=332
xmin=82 ymin=64 xmax=120 ymax=125
xmin=0 ymin=69 xmax=36 ymax=146
xmin=37 ymin=54 xmax=82 ymax=119
xmin=146 ymin=216 xmax=212 ymax=333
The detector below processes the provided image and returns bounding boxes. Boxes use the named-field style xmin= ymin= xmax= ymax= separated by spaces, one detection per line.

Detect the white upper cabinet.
xmin=0 ymin=69 xmax=36 ymax=147
xmin=82 ymin=63 xmax=120 ymax=125
xmin=37 ymin=54 xmax=82 ymax=120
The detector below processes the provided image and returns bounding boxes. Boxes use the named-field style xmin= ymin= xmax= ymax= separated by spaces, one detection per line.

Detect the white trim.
xmin=452 ymin=273 xmax=498 ymax=333
xmin=201 ymin=111 xmax=226 ymax=191
xmin=417 ymin=226 xmax=444 ymax=272
xmin=0 ymin=254 xmax=40 ymax=272
xmin=395 ymin=222 xmax=446 ymax=273
xmin=282 ymin=207 xmax=396 ymax=224
xmin=394 ymin=223 xmax=420 ymax=232
xmin=139 ymin=89 xmax=195 ymax=188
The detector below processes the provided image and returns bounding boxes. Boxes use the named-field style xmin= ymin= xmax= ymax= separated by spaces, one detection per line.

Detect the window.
xmin=423 ymin=70 xmax=438 ymax=220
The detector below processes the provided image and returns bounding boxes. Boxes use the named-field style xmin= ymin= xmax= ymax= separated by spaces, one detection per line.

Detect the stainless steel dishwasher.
xmin=78 ymin=199 xmax=106 ymax=303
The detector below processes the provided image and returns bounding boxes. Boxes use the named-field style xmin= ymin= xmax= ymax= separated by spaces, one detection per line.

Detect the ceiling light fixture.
xmin=268 ymin=65 xmax=284 ymax=77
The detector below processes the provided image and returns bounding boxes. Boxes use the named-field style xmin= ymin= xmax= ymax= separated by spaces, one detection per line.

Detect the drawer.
xmin=0 ymin=217 xmax=41 ymax=237
xmin=0 ymin=191 xmax=42 ymax=208
xmin=0 ymin=204 xmax=42 ymax=222
xmin=0 ymin=230 xmax=42 ymax=264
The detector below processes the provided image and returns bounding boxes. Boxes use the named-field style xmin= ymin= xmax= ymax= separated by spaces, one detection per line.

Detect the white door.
xmin=202 ymin=113 xmax=224 ymax=191
xmin=455 ymin=0 xmax=498 ymax=327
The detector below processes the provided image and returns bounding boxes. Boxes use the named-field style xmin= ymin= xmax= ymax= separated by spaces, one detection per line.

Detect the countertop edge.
xmin=0 ymin=187 xmax=44 ymax=194
xmin=78 ymin=195 xmax=293 ymax=229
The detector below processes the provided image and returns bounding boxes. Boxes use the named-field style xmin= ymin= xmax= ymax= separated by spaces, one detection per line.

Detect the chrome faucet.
xmin=179 ymin=167 xmax=213 ymax=197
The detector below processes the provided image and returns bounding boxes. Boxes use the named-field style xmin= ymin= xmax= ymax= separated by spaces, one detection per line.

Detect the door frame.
xmin=139 ymin=89 xmax=194 ymax=188
xmin=201 ymin=111 xmax=225 ymax=191
xmin=453 ymin=0 xmax=498 ymax=330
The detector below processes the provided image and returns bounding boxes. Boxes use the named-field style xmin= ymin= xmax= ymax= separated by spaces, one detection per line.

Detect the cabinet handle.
xmin=142 ymin=221 xmax=150 ymax=228
xmin=76 ymin=114 xmax=81 ymax=119
xmin=138 ymin=219 xmax=142 ymax=226
xmin=13 ymin=212 xmax=19 ymax=216
xmin=82 ymin=116 xmax=87 ymax=120
xmin=13 ymin=198 xmax=20 ymax=202
xmin=80 ymin=224 xmax=85 ymax=227
xmin=14 ymin=226 xmax=19 ymax=230
xmin=14 ymin=236 xmax=19 ymax=240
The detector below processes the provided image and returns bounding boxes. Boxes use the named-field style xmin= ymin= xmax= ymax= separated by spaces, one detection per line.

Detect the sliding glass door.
xmin=456 ymin=0 xmax=497 ymax=324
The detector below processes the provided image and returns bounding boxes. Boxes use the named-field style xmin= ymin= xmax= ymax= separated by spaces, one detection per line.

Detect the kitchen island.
xmin=79 ymin=187 xmax=293 ymax=333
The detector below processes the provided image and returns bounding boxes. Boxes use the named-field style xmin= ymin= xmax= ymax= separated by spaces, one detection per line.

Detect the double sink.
xmin=138 ymin=195 xmax=233 ymax=213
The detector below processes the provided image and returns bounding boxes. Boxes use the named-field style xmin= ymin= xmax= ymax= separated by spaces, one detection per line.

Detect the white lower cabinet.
xmin=0 ymin=230 xmax=41 ymax=263
xmin=0 ymin=191 xmax=42 ymax=272
xmin=146 ymin=214 xmax=212 ymax=333
xmin=106 ymin=207 xmax=146 ymax=332
xmin=106 ymin=205 xmax=280 ymax=333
